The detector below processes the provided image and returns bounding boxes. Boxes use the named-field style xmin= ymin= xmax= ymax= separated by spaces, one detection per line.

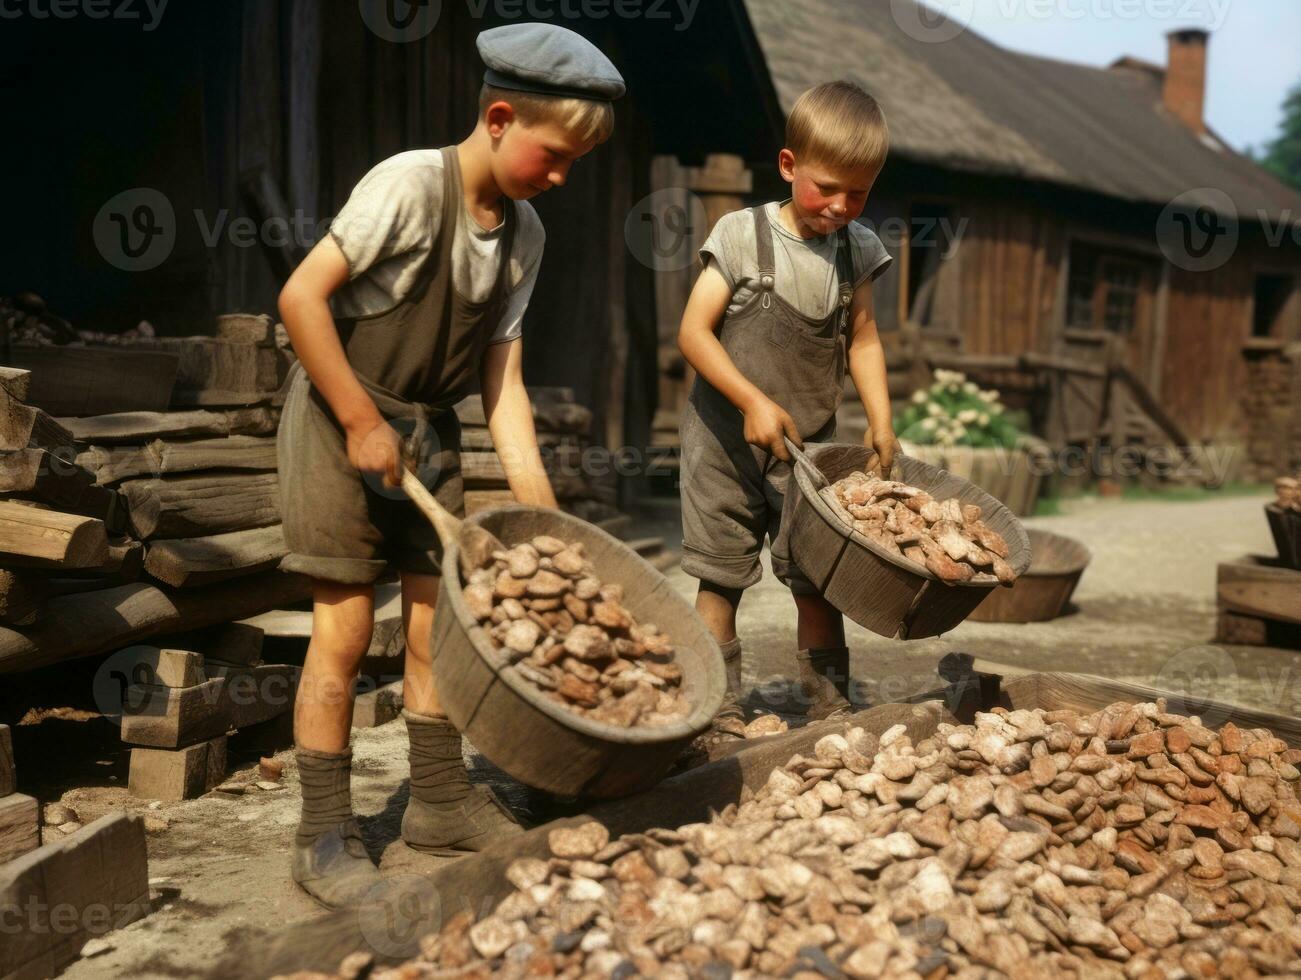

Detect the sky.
xmin=920 ymin=0 xmax=1299 ymax=153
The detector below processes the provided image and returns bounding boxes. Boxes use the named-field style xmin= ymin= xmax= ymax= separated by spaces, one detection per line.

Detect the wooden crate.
xmin=1215 ymin=554 xmax=1301 ymax=649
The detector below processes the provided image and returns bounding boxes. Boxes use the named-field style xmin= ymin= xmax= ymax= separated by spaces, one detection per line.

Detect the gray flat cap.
xmin=478 ymin=23 xmax=625 ymax=102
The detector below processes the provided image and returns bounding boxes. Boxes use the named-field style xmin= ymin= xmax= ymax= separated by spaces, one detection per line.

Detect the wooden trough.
xmin=432 ymin=505 xmax=725 ymax=800
xmin=247 ymin=666 xmax=1301 ymax=976
xmin=1266 ymin=504 xmax=1301 ymax=570
xmin=785 ymin=443 xmax=1032 ymax=639
xmin=968 ymin=528 xmax=1091 ymax=623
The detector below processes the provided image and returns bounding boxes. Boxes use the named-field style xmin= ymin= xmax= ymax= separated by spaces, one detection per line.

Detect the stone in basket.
xmin=784 ymin=441 xmax=1032 ymax=639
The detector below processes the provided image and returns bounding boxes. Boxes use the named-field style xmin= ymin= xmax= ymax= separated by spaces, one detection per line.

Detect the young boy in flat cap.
xmin=276 ymin=23 xmax=624 ymax=909
xmin=678 ymin=81 xmax=897 ymax=743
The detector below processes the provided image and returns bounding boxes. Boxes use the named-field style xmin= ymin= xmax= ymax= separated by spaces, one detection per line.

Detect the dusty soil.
xmin=14 ymin=490 xmax=1296 ymax=979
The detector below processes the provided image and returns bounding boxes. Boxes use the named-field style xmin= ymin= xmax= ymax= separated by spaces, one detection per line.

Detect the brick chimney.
xmin=1164 ymin=28 xmax=1209 ymax=136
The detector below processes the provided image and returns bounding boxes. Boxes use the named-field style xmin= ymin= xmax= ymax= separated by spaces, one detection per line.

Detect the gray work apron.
xmin=278 ymin=146 xmax=517 ymax=584
xmin=679 ymin=205 xmax=854 ymax=592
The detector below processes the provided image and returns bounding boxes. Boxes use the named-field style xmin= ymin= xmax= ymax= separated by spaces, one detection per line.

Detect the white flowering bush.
xmin=897 ymin=369 xmax=1022 ymax=449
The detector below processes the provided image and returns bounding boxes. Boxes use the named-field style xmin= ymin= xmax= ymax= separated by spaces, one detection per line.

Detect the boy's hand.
xmin=869 ymin=430 xmax=902 ymax=478
xmin=346 ymin=418 xmax=404 ymax=487
xmin=743 ymin=395 xmax=801 ymax=462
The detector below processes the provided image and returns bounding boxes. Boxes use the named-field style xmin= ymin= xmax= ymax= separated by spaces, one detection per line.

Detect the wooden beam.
xmin=5 ymin=536 xmax=144 ymax=583
xmin=144 ymin=525 xmax=287 ymax=588
xmin=3 ymin=346 xmax=178 ymax=416
xmin=120 ymin=664 xmax=300 ymax=748
xmin=58 ymin=406 xmax=279 ymax=444
xmin=114 ymin=646 xmax=207 ymax=688
xmin=0 ymin=502 xmax=108 ymax=566
xmin=0 ymin=793 xmax=39 ymax=864
xmin=0 ymin=385 xmax=75 ymax=453
xmin=76 ymin=434 xmax=278 ymax=485
xmin=1217 ymin=556 xmax=1301 ymax=625
xmin=155 ymin=621 xmax=264 ymax=667
xmin=0 ymin=812 xmax=150 ymax=980
xmin=0 ymin=366 xmax=32 ymax=401
xmin=0 ymin=570 xmax=310 ymax=674
xmin=128 ymin=736 xmax=227 ymax=800
xmin=120 ymin=471 xmax=280 ymax=539
xmin=0 ymin=724 xmax=14 ymax=796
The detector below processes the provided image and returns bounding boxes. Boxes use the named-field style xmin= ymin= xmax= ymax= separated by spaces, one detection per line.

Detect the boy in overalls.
xmin=678 ymin=81 xmax=897 ymax=744
xmin=275 ymin=24 xmax=624 ymax=908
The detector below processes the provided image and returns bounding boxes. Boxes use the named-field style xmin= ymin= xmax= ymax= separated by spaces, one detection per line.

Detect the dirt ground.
xmin=21 ymin=489 xmax=1297 ymax=979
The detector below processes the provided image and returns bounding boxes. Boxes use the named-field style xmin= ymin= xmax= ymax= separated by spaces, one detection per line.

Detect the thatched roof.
xmin=741 ymin=0 xmax=1301 ymax=223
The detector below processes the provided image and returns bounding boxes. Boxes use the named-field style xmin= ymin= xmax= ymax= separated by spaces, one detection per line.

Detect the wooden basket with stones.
xmin=435 ymin=506 xmax=725 ymax=799
xmin=969 ymin=528 xmax=1092 ymax=623
xmin=261 ymin=675 xmax=1301 ymax=980
xmin=786 ymin=442 xmax=1032 ymax=639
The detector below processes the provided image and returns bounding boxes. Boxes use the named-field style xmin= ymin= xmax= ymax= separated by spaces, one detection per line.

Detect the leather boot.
xmin=291 ymin=749 xmax=383 ymax=909
xmin=796 ymin=646 xmax=856 ymax=721
xmin=401 ymin=710 xmax=523 ymax=856
xmin=692 ymin=638 xmax=747 ymax=753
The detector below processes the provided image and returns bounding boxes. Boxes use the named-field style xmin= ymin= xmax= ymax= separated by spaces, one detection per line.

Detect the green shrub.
xmin=897 ymin=369 xmax=1022 ymax=449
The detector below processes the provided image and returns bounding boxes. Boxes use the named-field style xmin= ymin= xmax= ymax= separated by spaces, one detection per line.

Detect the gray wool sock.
xmin=404 ymin=709 xmax=473 ymax=807
xmin=295 ymin=747 xmax=355 ymax=846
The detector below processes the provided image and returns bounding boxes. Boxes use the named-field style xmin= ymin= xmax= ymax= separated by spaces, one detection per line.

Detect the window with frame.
xmin=1066 ymin=242 xmax=1155 ymax=333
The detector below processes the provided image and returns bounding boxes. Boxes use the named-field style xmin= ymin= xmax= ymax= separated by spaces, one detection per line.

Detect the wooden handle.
xmin=400 ymin=468 xmax=462 ymax=550
xmin=783 ymin=436 xmax=828 ymax=491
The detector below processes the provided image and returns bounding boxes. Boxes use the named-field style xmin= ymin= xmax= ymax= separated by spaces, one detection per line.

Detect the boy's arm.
xmin=677 ymin=263 xmax=801 ymax=462
xmin=278 ymin=236 xmax=403 ymax=484
xmin=846 ymin=279 xmax=900 ymax=477
xmin=480 ymin=338 xmax=558 ymax=509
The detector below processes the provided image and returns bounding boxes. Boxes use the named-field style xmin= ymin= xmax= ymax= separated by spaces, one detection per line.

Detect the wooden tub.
xmin=431 ymin=505 xmax=725 ymax=799
xmin=968 ymin=528 xmax=1091 ymax=623
xmin=785 ymin=444 xmax=1032 ymax=639
xmin=1266 ymin=504 xmax=1301 ymax=570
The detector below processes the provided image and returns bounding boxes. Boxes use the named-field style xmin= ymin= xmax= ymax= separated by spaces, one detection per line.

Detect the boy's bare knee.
xmin=310 ymin=582 xmax=376 ymax=664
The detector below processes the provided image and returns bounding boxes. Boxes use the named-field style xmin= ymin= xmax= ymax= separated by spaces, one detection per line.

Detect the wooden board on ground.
xmin=128 ymin=736 xmax=227 ymax=800
xmin=1216 ymin=554 xmax=1301 ymax=626
xmin=144 ymin=524 xmax=287 ymax=587
xmin=121 ymin=471 xmax=279 ymax=539
xmin=5 ymin=345 xmax=179 ymax=416
xmin=76 ymin=434 xmax=278 ymax=485
xmin=0 ymin=502 xmax=108 ymax=566
xmin=58 ymin=406 xmax=279 ymax=444
xmin=0 ymin=724 xmax=13 ymax=796
xmin=0 ymin=570 xmax=310 ymax=674
xmin=0 ymin=793 xmax=39 ymax=864
xmin=0 ymin=812 xmax=149 ymax=980
xmin=120 ymin=664 xmax=300 ymax=748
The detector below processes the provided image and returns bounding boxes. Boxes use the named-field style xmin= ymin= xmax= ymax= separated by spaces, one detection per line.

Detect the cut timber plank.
xmin=0 ymin=724 xmax=13 ymax=796
xmin=76 ymin=434 xmax=278 ymax=485
xmin=5 ymin=345 xmax=179 ymax=416
xmin=114 ymin=646 xmax=206 ymax=687
xmin=128 ymin=736 xmax=227 ymax=800
xmin=0 ymin=812 xmax=149 ymax=980
xmin=58 ymin=406 xmax=279 ymax=444
xmin=7 ymin=535 xmax=144 ymax=581
xmin=0 ymin=502 xmax=108 ymax=566
xmin=0 ymin=366 xmax=32 ymax=401
xmin=0 ymin=793 xmax=39 ymax=864
xmin=121 ymin=472 xmax=280 ymax=539
xmin=0 ymin=570 xmax=310 ymax=674
xmin=157 ymin=622 xmax=264 ymax=667
xmin=120 ymin=664 xmax=300 ymax=748
xmin=353 ymin=680 xmax=404 ymax=729
xmin=0 ymin=385 xmax=75 ymax=453
xmin=1216 ymin=555 xmax=1301 ymax=626
xmin=145 ymin=524 xmax=287 ymax=587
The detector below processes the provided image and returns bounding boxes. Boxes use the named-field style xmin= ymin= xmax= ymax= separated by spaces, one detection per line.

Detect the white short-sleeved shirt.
xmin=327 ymin=149 xmax=546 ymax=345
xmin=701 ymin=202 xmax=892 ymax=319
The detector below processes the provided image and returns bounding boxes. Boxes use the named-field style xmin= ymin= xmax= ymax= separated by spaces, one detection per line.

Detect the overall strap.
xmin=834 ymin=226 xmax=855 ymax=330
xmin=436 ymin=146 xmax=462 ymax=274
xmin=485 ymin=199 xmax=518 ymax=314
xmin=752 ymin=205 xmax=776 ymax=310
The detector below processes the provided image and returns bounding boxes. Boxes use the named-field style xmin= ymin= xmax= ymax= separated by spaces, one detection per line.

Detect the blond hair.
xmin=786 ymin=81 xmax=889 ymax=177
xmin=479 ymin=84 xmax=614 ymax=144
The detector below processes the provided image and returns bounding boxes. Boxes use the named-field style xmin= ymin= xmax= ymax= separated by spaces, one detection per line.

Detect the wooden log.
xmin=144 ymin=524 xmax=287 ymax=587
xmin=76 ymin=434 xmax=278 ymax=485
xmin=0 ymin=812 xmax=149 ymax=980
xmin=4 ymin=345 xmax=179 ymax=416
xmin=0 ymin=724 xmax=13 ymax=796
xmin=0 ymin=502 xmax=108 ymax=566
xmin=114 ymin=646 xmax=206 ymax=687
xmin=215 ymin=313 xmax=276 ymax=345
xmin=0 ymin=793 xmax=40 ymax=864
xmin=7 ymin=536 xmax=145 ymax=585
xmin=1217 ymin=555 xmax=1301 ymax=626
xmin=120 ymin=337 xmax=286 ymax=400
xmin=121 ymin=472 xmax=280 ymax=539
xmin=58 ymin=406 xmax=279 ymax=444
xmin=0 ymin=366 xmax=32 ymax=401
xmin=0 ymin=570 xmax=310 ymax=674
xmin=128 ymin=736 xmax=227 ymax=800
xmin=0 ymin=385 xmax=76 ymax=453
xmin=119 ymin=664 xmax=299 ymax=748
